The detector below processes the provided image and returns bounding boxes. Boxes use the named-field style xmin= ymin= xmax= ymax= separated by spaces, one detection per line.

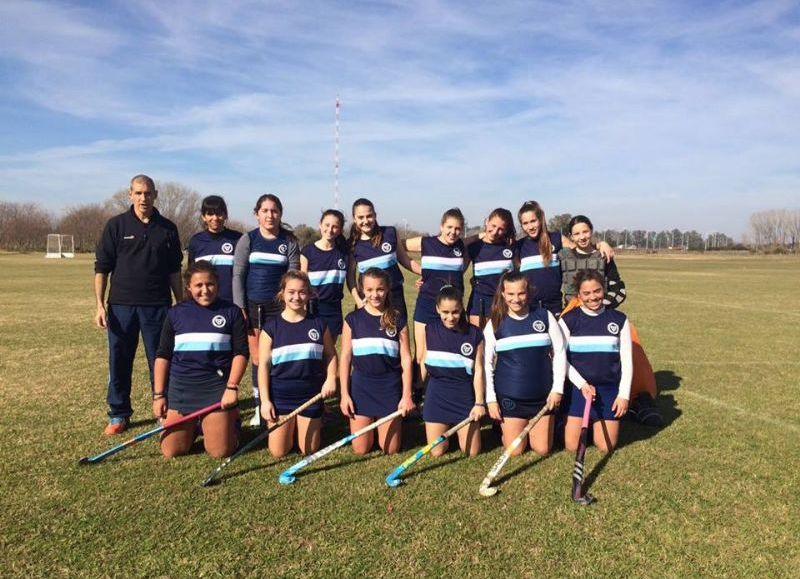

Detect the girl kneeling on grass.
xmin=419 ymin=286 xmax=485 ymax=456
xmin=483 ymin=271 xmax=566 ymax=456
xmin=257 ymin=271 xmax=338 ymax=457
xmin=339 ymin=267 xmax=415 ymax=455
xmin=153 ymin=261 xmax=248 ymax=458
xmin=560 ymin=270 xmax=631 ymax=453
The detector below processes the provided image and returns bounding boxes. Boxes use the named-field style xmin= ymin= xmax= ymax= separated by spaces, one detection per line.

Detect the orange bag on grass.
xmin=561 ymin=298 xmax=656 ymax=399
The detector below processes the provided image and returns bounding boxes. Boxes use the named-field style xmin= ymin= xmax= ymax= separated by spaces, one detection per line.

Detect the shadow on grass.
xmin=493 ymin=453 xmax=551 ymax=486
xmin=581 ymin=369 xmax=683 ymax=494
xmin=397 ymin=452 xmax=467 ymax=483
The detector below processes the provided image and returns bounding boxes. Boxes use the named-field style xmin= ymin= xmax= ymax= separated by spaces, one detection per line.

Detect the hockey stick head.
xmin=278 ymin=473 xmax=297 ymax=486
xmin=572 ymin=492 xmax=595 ymax=506
xmin=478 ymin=485 xmax=498 ymax=498
xmin=385 ymin=476 xmax=403 ymax=488
xmin=78 ymin=456 xmax=91 ymax=465
xmin=200 ymin=476 xmax=218 ymax=488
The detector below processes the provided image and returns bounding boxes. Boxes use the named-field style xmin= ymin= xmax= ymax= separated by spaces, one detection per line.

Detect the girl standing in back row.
xmin=233 ymin=194 xmax=300 ymax=426
xmin=301 ymin=209 xmax=349 ymax=340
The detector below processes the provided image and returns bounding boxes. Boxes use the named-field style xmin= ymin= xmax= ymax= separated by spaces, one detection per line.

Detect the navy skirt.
xmin=423 ymin=377 xmax=474 ymax=424
xmin=168 ymin=373 xmax=225 ymax=414
xmin=413 ymin=294 xmax=439 ymax=324
xmin=246 ymin=300 xmax=281 ymax=331
xmin=351 ymin=370 xmax=401 ymax=418
xmin=312 ymin=299 xmax=343 ymax=339
xmin=495 ymin=391 xmax=546 ymax=419
xmin=566 ymin=383 xmax=620 ymax=421
xmin=271 ymin=378 xmax=324 ymax=419
xmin=466 ymin=291 xmax=492 ymax=318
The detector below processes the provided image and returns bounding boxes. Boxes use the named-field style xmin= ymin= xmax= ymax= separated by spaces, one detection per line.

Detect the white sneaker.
xmin=249 ymin=402 xmax=262 ymax=427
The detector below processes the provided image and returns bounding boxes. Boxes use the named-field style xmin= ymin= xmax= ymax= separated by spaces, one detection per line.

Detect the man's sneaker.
xmin=104 ymin=417 xmax=129 ymax=436
xmin=630 ymin=393 xmax=664 ymax=427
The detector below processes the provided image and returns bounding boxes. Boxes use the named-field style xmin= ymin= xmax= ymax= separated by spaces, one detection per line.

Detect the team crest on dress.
xmin=532 ymin=320 xmax=546 ymax=332
xmin=453 ymin=247 xmax=462 ymax=257
xmin=501 ymin=398 xmax=516 ymax=411
xmin=607 ymin=322 xmax=619 ymax=335
xmin=278 ymin=244 xmax=288 ymax=255
xmin=212 ymin=315 xmax=227 ymax=328
xmin=385 ymin=326 xmax=397 ymax=338
xmin=308 ymin=328 xmax=320 ymax=341
xmin=502 ymin=248 xmax=513 ymax=258
xmin=337 ymin=258 xmax=346 ymax=269
xmin=460 ymin=343 xmax=473 ymax=356
xmin=221 ymin=242 xmax=234 ymax=254
xmin=381 ymin=242 xmax=392 ymax=253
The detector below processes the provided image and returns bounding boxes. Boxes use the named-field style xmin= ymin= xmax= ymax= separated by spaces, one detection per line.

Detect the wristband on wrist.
xmin=225 ymin=385 xmax=239 ymax=391
xmin=475 ymin=402 xmax=487 ymax=407
xmin=153 ymin=393 xmax=166 ymax=400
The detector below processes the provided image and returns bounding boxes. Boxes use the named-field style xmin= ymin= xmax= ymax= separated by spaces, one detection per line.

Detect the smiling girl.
xmin=301 ymin=209 xmax=349 ymax=340
xmin=257 ymin=271 xmax=338 ymax=457
xmin=483 ymin=271 xmax=566 ymax=456
xmin=339 ymin=268 xmax=415 ymax=455
xmin=233 ymin=194 xmax=300 ymax=426
xmin=559 ymin=270 xmax=632 ymax=453
xmin=153 ymin=261 xmax=248 ymax=458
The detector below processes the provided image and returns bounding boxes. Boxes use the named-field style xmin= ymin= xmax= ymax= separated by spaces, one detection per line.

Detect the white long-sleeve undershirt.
xmin=557 ymin=306 xmax=633 ymax=400
xmin=483 ymin=311 xmax=567 ymax=404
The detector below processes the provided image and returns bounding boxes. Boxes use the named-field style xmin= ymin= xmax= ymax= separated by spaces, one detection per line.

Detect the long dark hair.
xmin=359 ymin=267 xmax=398 ymax=333
xmin=436 ymin=285 xmax=468 ymax=333
xmin=518 ymin=200 xmax=552 ymax=263
xmin=489 ymin=271 xmax=530 ymax=331
xmin=349 ymin=198 xmax=382 ymax=249
xmin=253 ymin=193 xmax=296 ymax=241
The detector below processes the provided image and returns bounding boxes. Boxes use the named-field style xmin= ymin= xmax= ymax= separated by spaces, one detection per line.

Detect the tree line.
xmin=1 ymin=185 xmax=795 ymax=253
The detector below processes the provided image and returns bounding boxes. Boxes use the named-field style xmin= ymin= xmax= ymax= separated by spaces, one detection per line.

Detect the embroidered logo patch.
xmin=502 ymin=248 xmax=513 ymax=258
xmin=381 ymin=242 xmax=392 ymax=253
xmin=385 ymin=326 xmax=397 ymax=338
xmin=532 ymin=320 xmax=546 ymax=333
xmin=607 ymin=322 xmax=619 ymax=335
xmin=222 ymin=242 xmax=234 ymax=254
xmin=308 ymin=328 xmax=320 ymax=341
xmin=337 ymin=258 xmax=346 ymax=269
xmin=501 ymin=398 xmax=516 ymax=411
xmin=453 ymin=247 xmax=462 ymax=257
xmin=460 ymin=343 xmax=474 ymax=356
xmin=278 ymin=244 xmax=288 ymax=255
xmin=212 ymin=315 xmax=227 ymax=328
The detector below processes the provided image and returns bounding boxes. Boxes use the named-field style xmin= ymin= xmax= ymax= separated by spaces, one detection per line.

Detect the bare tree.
xmin=0 ymin=202 xmax=55 ymax=251
xmin=58 ymin=203 xmax=112 ymax=252
xmin=547 ymin=213 xmax=572 ymax=236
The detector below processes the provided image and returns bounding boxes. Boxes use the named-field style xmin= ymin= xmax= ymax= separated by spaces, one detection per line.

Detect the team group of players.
xmin=152 ymin=192 xmax=643 ymax=461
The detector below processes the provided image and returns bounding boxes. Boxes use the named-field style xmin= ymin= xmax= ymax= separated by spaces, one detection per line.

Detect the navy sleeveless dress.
xmin=352 ymin=226 xmax=407 ymax=318
xmin=489 ymin=307 xmax=553 ymax=418
xmin=263 ymin=315 xmax=328 ymax=419
xmin=516 ymin=231 xmax=563 ymax=315
xmin=245 ymin=229 xmax=291 ymax=327
xmin=562 ymin=307 xmax=628 ymax=421
xmin=422 ymin=320 xmax=483 ymax=423
xmin=302 ymin=243 xmax=347 ymax=338
xmin=345 ymin=307 xmax=406 ymax=417
xmin=466 ymin=240 xmax=515 ymax=317
xmin=157 ymin=299 xmax=247 ymax=413
xmin=188 ymin=229 xmax=243 ymax=303
xmin=414 ymin=236 xmax=466 ymax=324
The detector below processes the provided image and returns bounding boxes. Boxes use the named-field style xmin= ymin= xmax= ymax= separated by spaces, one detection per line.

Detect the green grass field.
xmin=1 ymin=253 xmax=798 ymax=577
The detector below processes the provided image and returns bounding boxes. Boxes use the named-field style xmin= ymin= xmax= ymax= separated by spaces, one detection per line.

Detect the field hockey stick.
xmin=478 ymin=405 xmax=549 ymax=497
xmin=572 ymin=394 xmax=595 ymax=505
xmin=79 ymin=402 xmax=222 ymax=465
xmin=279 ymin=409 xmax=403 ymax=485
xmin=386 ymin=416 xmax=473 ymax=487
xmin=200 ymin=392 xmax=324 ymax=487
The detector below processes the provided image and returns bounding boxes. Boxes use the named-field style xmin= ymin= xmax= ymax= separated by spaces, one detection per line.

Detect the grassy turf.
xmin=1 ymin=253 xmax=798 ymax=577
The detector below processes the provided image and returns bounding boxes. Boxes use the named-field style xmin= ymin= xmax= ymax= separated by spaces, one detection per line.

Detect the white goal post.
xmin=45 ymin=234 xmax=75 ymax=258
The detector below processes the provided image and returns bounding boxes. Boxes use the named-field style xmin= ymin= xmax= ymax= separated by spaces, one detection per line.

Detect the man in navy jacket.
xmin=94 ymin=175 xmax=183 ymax=435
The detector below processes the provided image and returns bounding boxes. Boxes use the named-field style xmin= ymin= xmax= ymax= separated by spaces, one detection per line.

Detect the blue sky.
xmin=1 ymin=0 xmax=798 ymax=238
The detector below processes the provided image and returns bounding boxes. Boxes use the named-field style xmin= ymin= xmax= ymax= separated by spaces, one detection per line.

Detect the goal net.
xmin=45 ymin=234 xmax=75 ymax=258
